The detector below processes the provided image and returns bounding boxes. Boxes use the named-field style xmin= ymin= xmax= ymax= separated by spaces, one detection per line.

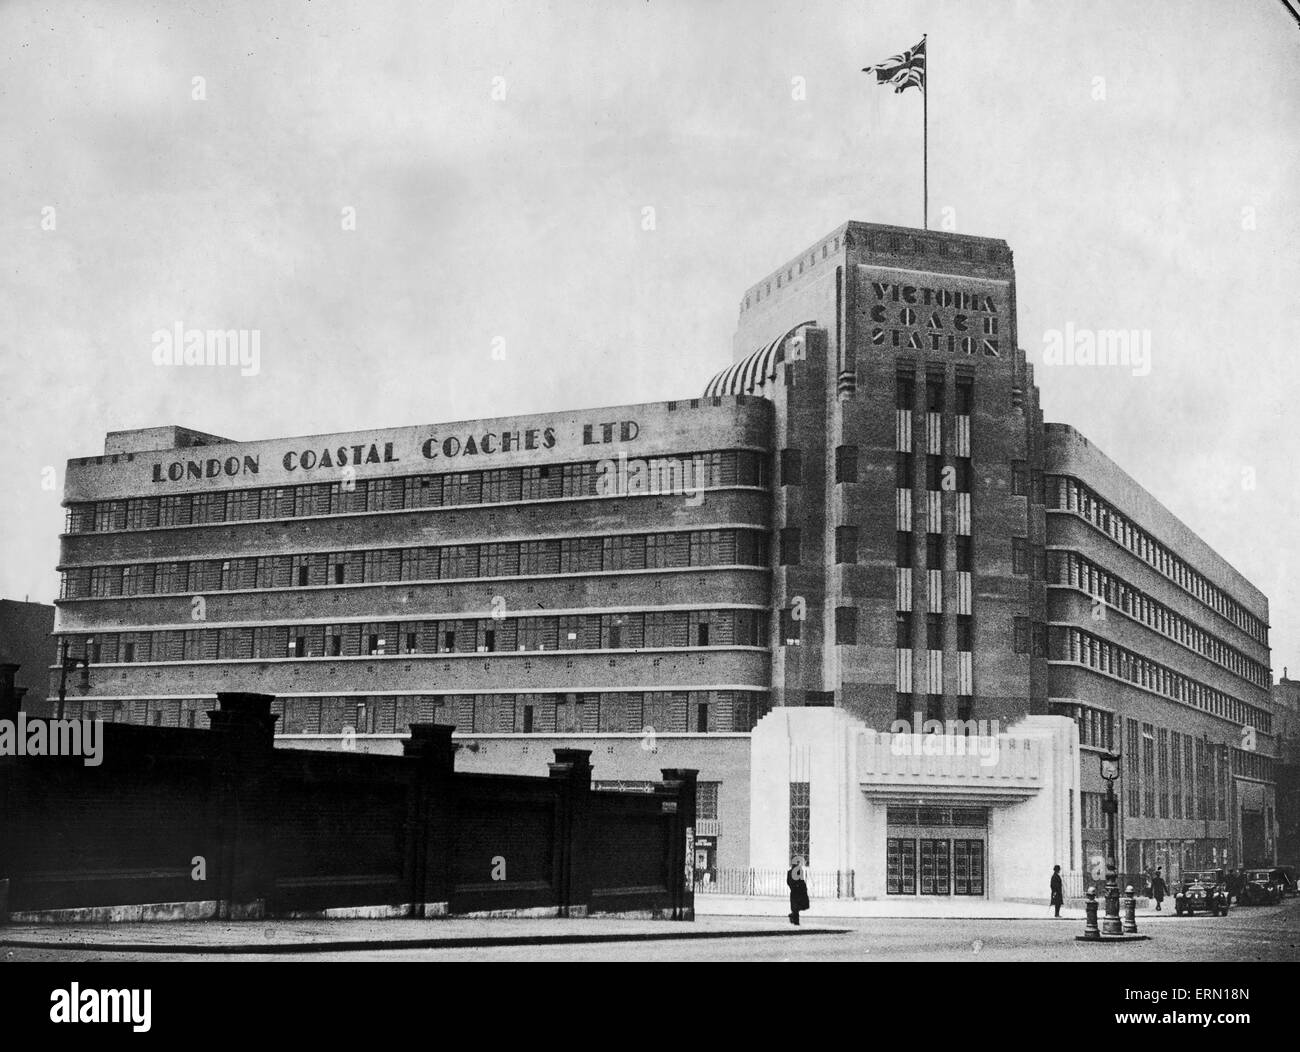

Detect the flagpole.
xmin=922 ymin=32 xmax=928 ymax=230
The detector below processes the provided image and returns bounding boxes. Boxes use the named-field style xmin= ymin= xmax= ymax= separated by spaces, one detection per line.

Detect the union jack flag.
xmin=863 ymin=37 xmax=926 ymax=94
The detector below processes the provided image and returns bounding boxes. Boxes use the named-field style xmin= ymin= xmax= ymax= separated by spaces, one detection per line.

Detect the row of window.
xmin=778 ymin=446 xmax=975 ymax=490
xmin=56 ymin=609 xmax=770 ymax=664
xmin=893 ymin=694 xmax=975 ymax=723
xmin=1010 ymin=461 xmax=1047 ymax=504
xmin=895 ymin=531 xmax=975 ymax=571
xmin=781 ymin=526 xmax=978 ymax=571
xmin=773 ymin=606 xmax=862 ymax=646
xmin=57 ymin=690 xmax=770 ymax=736
xmin=1047 ymin=475 xmax=1268 ymax=643
xmin=64 ymin=450 xmax=770 ymax=533
xmin=1052 ymin=626 xmax=1271 ymax=733
xmin=1232 ymin=747 xmax=1274 ymax=783
xmin=896 ymin=372 xmax=976 ymax=414
xmin=776 ymin=609 xmax=1005 ymax=652
xmin=59 ymin=529 xmax=771 ymax=599
xmin=894 ymin=453 xmax=974 ymax=492
xmin=896 ymin=613 xmax=976 ymax=652
xmin=1049 ymin=550 xmax=1271 ymax=687
xmin=1010 ymin=537 xmax=1047 ymax=579
xmin=1049 ymin=702 xmax=1116 ymax=752
xmin=1123 ymin=719 xmax=1229 ymax=822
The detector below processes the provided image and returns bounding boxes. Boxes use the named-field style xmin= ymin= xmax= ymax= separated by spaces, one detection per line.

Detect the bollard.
xmin=1082 ymin=886 xmax=1100 ymax=940
xmin=1121 ymin=885 xmax=1138 ymax=934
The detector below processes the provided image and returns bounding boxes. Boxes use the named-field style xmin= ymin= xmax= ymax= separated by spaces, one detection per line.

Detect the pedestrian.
xmin=1050 ymin=864 xmax=1064 ymax=917
xmin=787 ymin=856 xmax=810 ymax=926
xmin=1151 ymin=867 xmax=1167 ymax=911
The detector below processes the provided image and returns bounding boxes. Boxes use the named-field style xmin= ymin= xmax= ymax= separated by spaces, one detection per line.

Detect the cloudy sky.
xmin=2 ymin=0 xmax=1297 ymax=673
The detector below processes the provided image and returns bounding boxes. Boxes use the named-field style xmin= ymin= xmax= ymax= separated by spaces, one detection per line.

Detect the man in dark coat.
xmin=1050 ymin=864 xmax=1064 ymax=917
xmin=1151 ymin=868 xmax=1167 ymax=911
xmin=787 ymin=857 xmax=810 ymax=925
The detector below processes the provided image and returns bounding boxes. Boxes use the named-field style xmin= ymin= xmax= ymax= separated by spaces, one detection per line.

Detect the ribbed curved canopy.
xmin=703 ymin=320 xmax=816 ymax=398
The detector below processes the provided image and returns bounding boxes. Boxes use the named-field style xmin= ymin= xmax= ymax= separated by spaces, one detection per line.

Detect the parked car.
xmin=1272 ymin=866 xmax=1297 ymax=897
xmin=1239 ymin=869 xmax=1281 ymax=906
xmin=1174 ymin=870 xmax=1231 ymax=916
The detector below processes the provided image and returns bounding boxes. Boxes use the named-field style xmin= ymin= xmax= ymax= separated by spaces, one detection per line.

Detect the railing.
xmin=1062 ymin=870 xmax=1153 ymax=898
xmin=693 ymin=868 xmax=856 ymax=899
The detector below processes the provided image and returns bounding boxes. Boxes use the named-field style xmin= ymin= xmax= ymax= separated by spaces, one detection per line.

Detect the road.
xmin=4 ymin=898 xmax=1298 ymax=962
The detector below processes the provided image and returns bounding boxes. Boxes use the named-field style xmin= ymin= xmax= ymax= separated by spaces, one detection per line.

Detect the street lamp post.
xmin=1100 ymin=752 xmax=1123 ymax=936
xmin=56 ymin=652 xmax=90 ymax=720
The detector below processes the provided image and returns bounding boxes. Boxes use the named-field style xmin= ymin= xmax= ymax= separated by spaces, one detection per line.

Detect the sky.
xmin=1 ymin=0 xmax=1297 ymax=674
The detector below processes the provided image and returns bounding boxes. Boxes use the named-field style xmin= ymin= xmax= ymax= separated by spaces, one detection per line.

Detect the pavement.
xmin=4 ymin=897 xmax=1292 ymax=962
xmin=0 ymin=914 xmax=844 ymax=955
xmin=696 ymin=893 xmax=1090 ymax=920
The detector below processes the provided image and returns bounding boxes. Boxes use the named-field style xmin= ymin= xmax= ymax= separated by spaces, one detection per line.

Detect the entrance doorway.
xmin=886 ymin=806 xmax=988 ymax=896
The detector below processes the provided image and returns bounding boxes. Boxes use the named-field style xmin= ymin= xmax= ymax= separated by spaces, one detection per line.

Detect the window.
xmin=926 ymin=379 xmax=944 ymax=413
xmin=955 ymin=379 xmax=974 ymax=415
xmin=926 ymin=613 xmax=943 ymax=650
xmin=925 ymin=694 xmax=944 ymax=724
xmin=896 ymin=375 xmax=915 ymax=410
xmin=957 ymin=615 xmax=973 ymax=652
xmin=1128 ymin=719 xmax=1142 ymax=818
xmin=1158 ymin=728 xmax=1170 ymax=819
xmin=836 ymin=607 xmax=858 ymax=645
xmin=697 ymin=782 xmax=720 ymax=821
xmin=896 ymin=452 xmax=914 ymax=488
xmin=1142 ymin=723 xmax=1156 ymax=818
xmin=696 ymin=702 xmax=709 ymax=733
xmin=896 ymin=612 xmax=913 ymax=648
xmin=926 ymin=455 xmax=942 ymax=491
xmin=1013 ymin=616 xmax=1030 ymax=654
xmin=836 ymin=526 xmax=858 ymax=564
xmin=954 ymin=458 xmax=972 ymax=493
xmin=779 ymin=527 xmax=801 ymax=566
xmin=781 ymin=607 xmax=802 ymax=646
xmin=789 ymin=782 xmax=810 ymax=863
xmin=956 ymin=536 xmax=972 ymax=573
xmin=1012 ymin=461 xmax=1027 ymax=496
xmin=926 ymin=534 xmax=944 ymax=570
xmin=780 ymin=449 xmax=802 ymax=486
xmin=896 ymin=531 xmax=913 ymax=568
xmin=835 ymin=445 xmax=858 ymax=484
xmin=1012 ymin=537 xmax=1028 ymax=575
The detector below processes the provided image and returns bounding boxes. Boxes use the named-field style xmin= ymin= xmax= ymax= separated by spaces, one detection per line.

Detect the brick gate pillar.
xmin=404 ymin=724 xmax=457 ymax=917
xmin=207 ymin=692 xmax=278 ymax=920
xmin=549 ymin=748 xmax=593 ymax=918
xmin=0 ymin=664 xmax=17 ymax=922
xmin=659 ymin=768 xmax=699 ymax=921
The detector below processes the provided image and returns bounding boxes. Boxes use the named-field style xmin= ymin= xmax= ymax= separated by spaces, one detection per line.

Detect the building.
xmin=1273 ymin=673 xmax=1300 ymax=867
xmin=47 ymin=220 xmax=1278 ymax=896
xmin=1044 ymin=426 xmax=1276 ymax=880
xmin=0 ymin=598 xmax=56 ymax=707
